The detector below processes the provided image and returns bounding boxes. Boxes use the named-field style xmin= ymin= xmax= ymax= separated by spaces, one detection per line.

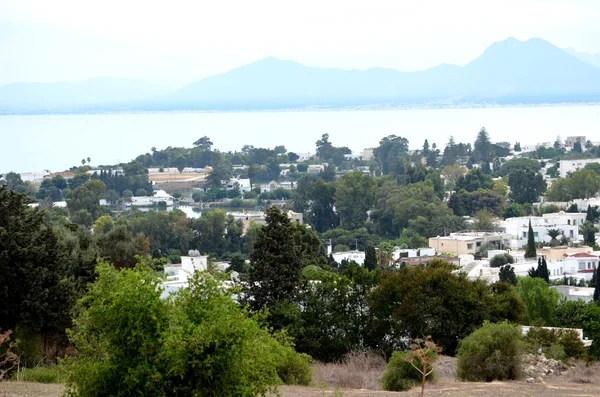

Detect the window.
xmin=568 ymin=220 xmax=571 ymax=225
xmin=570 ymin=230 xmax=574 ymax=238
xmin=534 ymin=232 xmax=539 ymax=238
xmin=579 ymin=261 xmax=586 ymax=270
xmin=467 ymin=243 xmax=473 ymax=250
xmin=476 ymin=242 xmax=481 ymax=247
xmin=523 ymin=231 xmax=527 ymax=238
xmin=573 ymin=220 xmax=577 ymax=226
xmin=588 ymin=262 xmax=592 ymax=269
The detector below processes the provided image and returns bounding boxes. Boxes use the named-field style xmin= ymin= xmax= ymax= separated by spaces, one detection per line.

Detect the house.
xmin=128 ymin=189 xmax=174 ymax=207
xmin=296 ymin=153 xmax=312 ymax=162
xmin=223 ymin=178 xmax=252 ymax=193
xmin=559 ymin=159 xmax=600 ymax=177
xmin=497 ymin=213 xmax=585 ymax=249
xmin=18 ymin=171 xmax=48 ymax=183
xmin=45 ymin=171 xmax=77 ymax=180
xmin=162 ymin=251 xmax=208 ymax=295
xmin=332 ymin=251 xmax=365 ymax=266
xmin=552 ymin=286 xmax=594 ymax=303
xmin=307 ymin=164 xmax=325 ymax=175
xmin=565 ymin=136 xmax=587 ymax=149
xmin=428 ymin=232 xmax=511 ymax=256
xmin=360 ymin=148 xmax=374 ymax=161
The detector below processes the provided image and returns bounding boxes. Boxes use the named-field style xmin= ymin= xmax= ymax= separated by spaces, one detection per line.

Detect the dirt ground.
xmin=4 ymin=380 xmax=600 ymax=397
xmin=148 ymin=172 xmax=206 ymax=182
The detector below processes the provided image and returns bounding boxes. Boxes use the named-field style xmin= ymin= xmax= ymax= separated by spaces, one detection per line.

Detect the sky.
xmin=1 ymin=0 xmax=600 ymax=88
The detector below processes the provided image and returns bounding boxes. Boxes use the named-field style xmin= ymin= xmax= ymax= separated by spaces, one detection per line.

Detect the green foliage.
xmin=499 ymin=158 xmax=541 ymax=177
xmin=63 ymin=263 xmax=303 ymax=396
xmin=455 ymin=168 xmax=494 ymax=192
xmin=276 ymin=350 xmax=312 ymax=386
xmin=381 ymin=350 xmax=435 ymax=392
xmin=523 ymin=327 xmax=584 ymax=360
xmin=490 ymin=253 xmax=515 ymax=267
xmin=517 ymin=277 xmax=559 ymax=325
xmin=370 ymin=261 xmax=492 ymax=356
xmin=334 ymin=172 xmax=375 ymax=230
xmin=15 ymin=365 xmax=65 ymax=384
xmin=373 ymin=135 xmax=409 ymax=175
xmin=457 ymin=321 xmax=522 ymax=381
xmin=525 ymin=220 xmax=536 ymax=258
xmin=546 ymin=169 xmax=600 ymax=201
xmin=508 ymin=169 xmax=546 ymax=204
xmin=499 ymin=265 xmax=517 ymax=285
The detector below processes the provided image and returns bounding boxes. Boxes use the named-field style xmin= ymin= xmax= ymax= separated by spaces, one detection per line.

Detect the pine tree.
xmin=525 ymin=220 xmax=537 ymax=258
xmin=244 ymin=206 xmax=303 ymax=328
xmin=364 ymin=245 xmax=377 ymax=271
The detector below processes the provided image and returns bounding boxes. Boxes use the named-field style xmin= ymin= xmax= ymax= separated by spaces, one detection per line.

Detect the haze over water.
xmin=2 ymin=104 xmax=600 ymax=173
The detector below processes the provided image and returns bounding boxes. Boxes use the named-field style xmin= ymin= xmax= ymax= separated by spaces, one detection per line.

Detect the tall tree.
xmin=472 ymin=127 xmax=492 ymax=163
xmin=373 ymin=135 xmax=409 ymax=175
xmin=508 ymin=169 xmax=546 ymax=204
xmin=193 ymin=136 xmax=213 ymax=150
xmin=0 ymin=186 xmax=67 ymax=333
xmin=525 ymin=220 xmax=537 ymax=258
xmin=244 ymin=207 xmax=304 ymax=329
xmin=334 ymin=172 xmax=375 ymax=230
xmin=594 ymin=266 xmax=600 ymax=305
xmin=364 ymin=245 xmax=377 ymax=270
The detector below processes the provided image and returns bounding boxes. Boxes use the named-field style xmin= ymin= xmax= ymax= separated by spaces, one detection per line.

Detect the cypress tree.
xmin=525 ymin=220 xmax=537 ymax=258
xmin=540 ymin=257 xmax=550 ymax=283
xmin=587 ymin=205 xmax=594 ymax=222
xmin=364 ymin=245 xmax=377 ymax=271
xmin=594 ymin=266 xmax=600 ymax=305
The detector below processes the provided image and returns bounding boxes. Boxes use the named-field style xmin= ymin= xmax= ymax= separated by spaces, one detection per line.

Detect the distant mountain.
xmin=2 ymin=37 xmax=600 ymax=113
xmin=564 ymin=47 xmax=600 ymax=68
xmin=0 ymin=78 xmax=172 ymax=113
xmin=148 ymin=37 xmax=600 ymax=110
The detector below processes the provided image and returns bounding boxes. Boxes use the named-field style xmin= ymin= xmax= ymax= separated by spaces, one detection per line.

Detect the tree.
xmin=334 ymin=172 xmax=375 ymax=230
xmin=0 ymin=186 xmax=67 ymax=334
xmin=525 ymin=220 xmax=537 ymax=258
xmin=508 ymin=169 xmax=546 ymax=204
xmin=95 ymin=225 xmax=149 ymax=268
xmin=454 ymin=169 xmax=493 ymax=192
xmin=364 ymin=245 xmax=377 ymax=270
xmin=441 ymin=164 xmax=466 ymax=190
xmin=64 ymin=263 xmax=299 ymax=396
xmin=573 ymin=141 xmax=583 ymax=153
xmin=514 ymin=142 xmax=521 ymax=152
xmin=582 ymin=221 xmax=598 ymax=247
xmin=546 ymin=228 xmax=563 ymax=246
xmin=373 ymin=135 xmax=409 ymax=175
xmin=546 ymin=169 xmax=600 ymax=201
xmin=499 ymin=265 xmax=517 ymax=285
xmin=472 ymin=127 xmax=492 ymax=163
xmin=517 ymin=277 xmax=559 ymax=324
xmin=244 ymin=207 xmax=304 ymax=329
xmin=307 ymin=179 xmax=338 ymax=233
xmin=473 ymin=209 xmax=496 ymax=231
xmin=594 ymin=266 xmax=600 ymax=305
xmin=193 ymin=136 xmax=213 ymax=150
xmin=499 ymin=158 xmax=541 ymax=177
xmin=370 ymin=261 xmax=490 ymax=355
xmin=490 ymin=253 xmax=514 ymax=268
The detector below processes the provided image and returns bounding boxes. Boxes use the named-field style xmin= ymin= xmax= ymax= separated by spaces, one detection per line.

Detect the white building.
xmin=18 ymin=171 xmax=48 ymax=183
xmin=307 ymin=165 xmax=325 ymax=175
xmin=332 ymin=251 xmax=365 ymax=266
xmin=360 ymin=148 xmax=374 ymax=161
xmin=128 ymin=189 xmax=174 ymax=207
xmin=558 ymin=159 xmax=600 ymax=177
xmin=162 ymin=252 xmax=208 ymax=295
xmin=223 ymin=178 xmax=252 ymax=193
xmin=552 ymin=286 xmax=594 ymax=303
xmin=498 ymin=213 xmax=585 ymax=249
xmin=296 ymin=153 xmax=312 ymax=162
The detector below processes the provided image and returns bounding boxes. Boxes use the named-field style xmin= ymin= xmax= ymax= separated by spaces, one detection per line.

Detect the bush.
xmin=276 ymin=349 xmax=312 ymax=386
xmin=490 ymin=253 xmax=514 ymax=268
xmin=457 ymin=321 xmax=522 ymax=381
xmin=381 ymin=350 xmax=436 ymax=392
xmin=524 ymin=327 xmax=584 ymax=360
xmin=15 ymin=366 xmax=64 ymax=384
xmin=62 ymin=262 xmax=303 ymax=396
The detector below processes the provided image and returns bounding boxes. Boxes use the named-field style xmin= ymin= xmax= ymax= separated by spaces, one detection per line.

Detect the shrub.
xmin=381 ymin=349 xmax=436 ymax=392
xmin=524 ymin=327 xmax=584 ymax=360
xmin=490 ymin=253 xmax=514 ymax=268
xmin=457 ymin=321 xmax=522 ymax=381
xmin=62 ymin=262 xmax=302 ymax=396
xmin=276 ymin=349 xmax=312 ymax=386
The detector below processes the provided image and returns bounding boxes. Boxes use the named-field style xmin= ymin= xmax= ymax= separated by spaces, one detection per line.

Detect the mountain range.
xmin=2 ymin=37 xmax=600 ymax=113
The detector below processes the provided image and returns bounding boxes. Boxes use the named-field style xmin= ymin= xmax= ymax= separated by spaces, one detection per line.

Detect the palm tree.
xmin=546 ymin=228 xmax=563 ymax=246
xmin=377 ymin=242 xmax=395 ymax=268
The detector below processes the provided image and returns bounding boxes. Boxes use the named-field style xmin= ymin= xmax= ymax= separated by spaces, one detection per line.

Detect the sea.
xmin=2 ymin=104 xmax=600 ymax=173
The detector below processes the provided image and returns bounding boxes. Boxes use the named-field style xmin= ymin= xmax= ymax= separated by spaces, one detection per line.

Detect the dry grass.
xmin=312 ymin=351 xmax=387 ymax=390
xmin=564 ymin=361 xmax=600 ymax=384
xmin=149 ymin=172 xmax=205 ymax=182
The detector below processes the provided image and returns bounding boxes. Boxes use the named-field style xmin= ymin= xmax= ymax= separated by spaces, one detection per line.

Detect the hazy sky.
xmin=1 ymin=0 xmax=599 ymax=87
